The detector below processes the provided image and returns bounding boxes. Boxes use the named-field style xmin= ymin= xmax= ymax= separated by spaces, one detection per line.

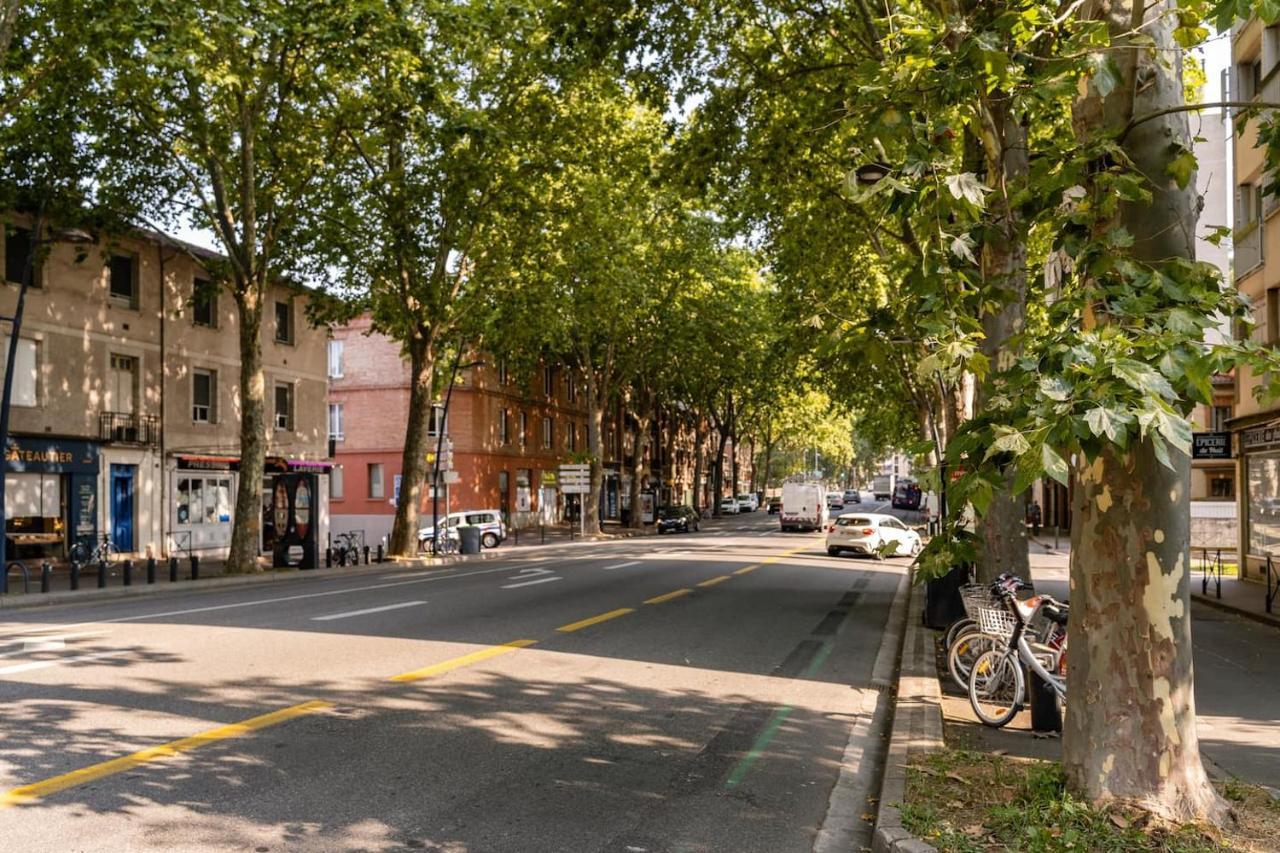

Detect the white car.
xmin=419 ymin=509 xmax=507 ymax=550
xmin=719 ymin=496 xmax=741 ymax=515
xmin=826 ymin=492 xmax=844 ymax=509
xmin=826 ymin=512 xmax=922 ymax=559
xmin=737 ymin=494 xmax=758 ymax=512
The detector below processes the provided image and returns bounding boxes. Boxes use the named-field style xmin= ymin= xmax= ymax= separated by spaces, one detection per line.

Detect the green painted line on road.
xmin=725 ymin=705 xmax=794 ymax=789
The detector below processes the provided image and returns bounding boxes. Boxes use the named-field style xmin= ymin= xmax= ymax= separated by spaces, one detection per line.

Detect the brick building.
xmin=328 ymin=318 xmax=752 ymax=547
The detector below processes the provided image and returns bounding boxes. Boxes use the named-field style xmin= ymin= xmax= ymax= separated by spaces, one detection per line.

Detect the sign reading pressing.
xmin=1192 ymin=431 xmax=1232 ymax=460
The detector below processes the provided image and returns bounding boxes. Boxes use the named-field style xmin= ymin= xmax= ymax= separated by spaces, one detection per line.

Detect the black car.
xmin=767 ymin=496 xmax=782 ymax=514
xmin=656 ymin=505 xmax=699 ymax=534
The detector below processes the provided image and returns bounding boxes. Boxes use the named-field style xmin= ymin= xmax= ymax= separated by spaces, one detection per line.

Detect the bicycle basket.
xmin=959 ymin=584 xmax=992 ymax=619
xmin=976 ymin=605 xmax=1016 ymax=640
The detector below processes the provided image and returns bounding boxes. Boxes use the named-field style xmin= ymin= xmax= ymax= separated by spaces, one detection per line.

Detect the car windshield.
xmin=658 ymin=508 xmax=681 ymax=519
xmin=836 ymin=517 xmax=874 ymax=527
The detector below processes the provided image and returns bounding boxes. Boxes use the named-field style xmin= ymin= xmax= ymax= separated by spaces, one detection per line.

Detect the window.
xmin=567 ymin=423 xmax=577 ymax=451
xmin=176 ymin=477 xmax=231 ymax=525
xmin=498 ymin=360 xmax=509 ymax=385
xmin=566 ymin=372 xmax=576 ymax=402
xmin=330 ymin=465 xmax=344 ymax=499
xmin=192 ymin=369 xmax=216 ymax=423
xmin=518 ymin=411 xmax=527 ymax=447
xmin=606 ymin=428 xmax=617 ymax=457
xmin=274 ymin=382 xmax=293 ymax=430
xmin=1252 ymin=59 xmax=1263 ymax=99
xmin=1269 ymin=288 xmax=1280 ymax=345
xmin=428 ymin=405 xmax=447 ymax=437
xmin=328 ymin=340 xmax=344 ymax=378
xmin=329 ymin=403 xmax=344 ymax=440
xmin=0 ymin=336 xmax=37 ymax=407
xmin=542 ymin=416 xmax=553 ymax=449
xmin=109 ymin=254 xmax=137 ymax=306
xmin=368 ymin=463 xmax=385 ymax=499
xmin=109 ymin=354 xmax=137 ymax=414
xmin=193 ymin=280 xmax=216 ymax=327
xmin=5 ymin=226 xmax=36 ymax=286
xmin=274 ymin=300 xmax=293 ymax=344
xmin=544 ymin=365 xmax=554 ymax=396
xmin=1211 ymin=473 xmax=1235 ymax=499
xmin=1211 ymin=405 xmax=1234 ymax=432
xmin=499 ymin=407 xmax=510 ymax=445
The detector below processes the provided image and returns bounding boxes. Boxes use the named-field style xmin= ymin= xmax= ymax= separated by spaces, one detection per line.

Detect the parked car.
xmin=767 ymin=496 xmax=783 ymax=514
xmin=657 ymin=505 xmax=700 ymax=534
xmin=826 ymin=512 xmax=922 ymax=559
xmin=843 ymin=489 xmax=861 ymax=504
xmin=719 ymin=496 xmax=741 ymax=515
xmin=826 ymin=492 xmax=844 ymax=510
xmin=419 ymin=509 xmax=507 ymax=550
xmin=737 ymin=493 xmax=758 ymax=512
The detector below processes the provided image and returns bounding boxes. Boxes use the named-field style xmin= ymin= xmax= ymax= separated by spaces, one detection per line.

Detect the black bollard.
xmin=1028 ymin=668 xmax=1062 ymax=734
xmin=376 ymin=543 xmax=384 ymax=563
xmin=70 ymin=562 xmax=80 ymax=591
xmin=146 ymin=557 xmax=156 ymax=584
xmin=190 ymin=554 xmax=199 ymax=581
xmin=338 ymin=547 xmax=347 ymax=567
xmin=363 ymin=546 xmax=370 ymax=565
xmin=169 ymin=556 xmax=179 ymax=582
xmin=123 ymin=559 xmax=133 ymax=586
xmin=325 ymin=547 xmax=332 ymax=568
xmin=97 ymin=559 xmax=107 ymax=589
xmin=41 ymin=562 xmax=52 ymax=593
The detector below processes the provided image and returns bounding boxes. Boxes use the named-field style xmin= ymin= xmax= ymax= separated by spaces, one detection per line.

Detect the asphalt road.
xmin=0 ymin=510 xmax=910 ymax=853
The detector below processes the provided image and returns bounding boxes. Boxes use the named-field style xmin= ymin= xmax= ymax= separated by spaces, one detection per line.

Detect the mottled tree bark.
xmin=628 ymin=392 xmax=652 ymax=529
xmin=388 ymin=333 xmax=434 ymax=557
xmin=1064 ymin=0 xmax=1225 ymax=822
xmin=584 ymin=365 xmax=605 ymax=534
xmin=225 ymin=289 xmax=265 ymax=573
xmin=692 ymin=419 xmax=706 ymax=511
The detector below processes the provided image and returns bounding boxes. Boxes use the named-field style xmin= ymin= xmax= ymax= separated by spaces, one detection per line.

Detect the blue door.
xmin=110 ymin=464 xmax=135 ymax=552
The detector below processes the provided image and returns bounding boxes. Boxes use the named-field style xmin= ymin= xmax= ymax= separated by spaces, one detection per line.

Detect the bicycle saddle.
xmin=1040 ymin=601 xmax=1069 ymax=625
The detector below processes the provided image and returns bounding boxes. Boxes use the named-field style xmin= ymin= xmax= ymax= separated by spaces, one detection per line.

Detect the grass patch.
xmin=901 ymin=749 xmax=1279 ymax=852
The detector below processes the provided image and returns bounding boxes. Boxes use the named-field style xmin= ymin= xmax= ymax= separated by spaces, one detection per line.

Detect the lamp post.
xmin=0 ymin=211 xmax=93 ymax=576
xmin=429 ymin=352 xmax=485 ymax=555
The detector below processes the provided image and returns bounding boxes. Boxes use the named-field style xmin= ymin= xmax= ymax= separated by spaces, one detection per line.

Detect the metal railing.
xmin=1199 ymin=547 xmax=1224 ymax=600
xmin=99 ymin=411 xmax=160 ymax=445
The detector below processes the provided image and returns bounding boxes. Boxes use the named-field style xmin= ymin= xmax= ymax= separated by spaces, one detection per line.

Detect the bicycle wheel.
xmin=968 ymin=649 xmax=1024 ymax=728
xmin=947 ymin=630 xmax=1000 ymax=691
xmin=68 ymin=542 xmax=89 ymax=567
xmin=944 ymin=617 xmax=976 ymax=652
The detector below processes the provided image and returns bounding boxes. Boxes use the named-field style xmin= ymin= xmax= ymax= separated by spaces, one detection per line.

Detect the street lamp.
xmin=0 ymin=212 xmax=94 ymax=582
xmin=429 ymin=351 xmax=485 ymax=555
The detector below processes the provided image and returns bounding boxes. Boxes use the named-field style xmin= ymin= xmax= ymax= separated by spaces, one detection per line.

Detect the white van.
xmin=781 ymin=482 xmax=828 ymax=532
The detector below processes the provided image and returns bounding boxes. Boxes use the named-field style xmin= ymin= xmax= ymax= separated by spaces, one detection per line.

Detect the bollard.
xmin=363 ymin=545 xmax=370 ymax=565
xmin=325 ymin=547 xmax=332 ymax=568
xmin=190 ymin=554 xmax=199 ymax=581
xmin=169 ymin=556 xmax=179 ymax=582
xmin=147 ymin=557 xmax=156 ymax=585
xmin=98 ymin=559 xmax=108 ymax=589
xmin=338 ymin=547 xmax=347 ymax=567
xmin=70 ymin=562 xmax=80 ymax=591
xmin=376 ymin=544 xmax=384 ymax=563
xmin=41 ymin=562 xmax=52 ymax=594
xmin=541 ymin=524 xmax=546 ymax=545
xmin=123 ymin=559 xmax=133 ymax=586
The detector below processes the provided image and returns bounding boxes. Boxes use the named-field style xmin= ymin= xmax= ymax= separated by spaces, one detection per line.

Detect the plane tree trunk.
xmin=388 ymin=333 xmax=434 ymax=556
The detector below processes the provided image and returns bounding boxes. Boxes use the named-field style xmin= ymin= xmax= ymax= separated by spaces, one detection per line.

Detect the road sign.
xmin=442 ymin=470 xmax=461 ymax=484
xmin=561 ymin=484 xmax=590 ymax=494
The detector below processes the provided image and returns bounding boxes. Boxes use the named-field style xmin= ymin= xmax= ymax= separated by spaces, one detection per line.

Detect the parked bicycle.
xmin=68 ymin=534 xmax=118 ymax=568
xmin=967 ymin=577 xmax=1069 ymax=728
xmin=332 ymin=531 xmax=362 ymax=566
xmin=945 ymin=574 xmax=1025 ymax=690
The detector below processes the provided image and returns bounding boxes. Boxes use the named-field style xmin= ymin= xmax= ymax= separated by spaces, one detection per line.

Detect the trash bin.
xmin=458 ymin=525 xmax=482 ymax=555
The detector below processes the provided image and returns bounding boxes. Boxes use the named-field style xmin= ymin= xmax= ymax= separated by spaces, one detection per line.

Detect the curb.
xmin=872 ymin=580 xmax=945 ymax=853
xmin=1191 ymin=591 xmax=1280 ymax=630
xmin=0 ymin=529 xmax=664 ymax=612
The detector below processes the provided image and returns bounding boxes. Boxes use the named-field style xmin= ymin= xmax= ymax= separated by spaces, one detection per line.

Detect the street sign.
xmin=1192 ymin=431 xmax=1232 ymax=460
xmin=561 ymin=484 xmax=590 ymax=494
xmin=442 ymin=470 xmax=461 ymax=484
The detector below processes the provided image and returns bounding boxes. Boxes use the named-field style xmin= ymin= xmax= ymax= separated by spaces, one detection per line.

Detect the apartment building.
xmin=0 ymin=215 xmax=329 ymax=563
xmin=328 ymin=318 xmax=749 ymax=546
xmin=1230 ymin=19 xmax=1280 ymax=581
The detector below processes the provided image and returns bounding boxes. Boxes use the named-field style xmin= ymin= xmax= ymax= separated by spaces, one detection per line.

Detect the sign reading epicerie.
xmin=1192 ymin=431 xmax=1232 ymax=460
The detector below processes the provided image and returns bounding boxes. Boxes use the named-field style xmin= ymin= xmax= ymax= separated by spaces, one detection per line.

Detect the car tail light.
xmin=862 ymin=528 xmax=874 ymax=536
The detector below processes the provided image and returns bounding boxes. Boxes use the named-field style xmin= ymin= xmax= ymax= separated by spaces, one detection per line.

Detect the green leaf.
xmin=1041 ymin=444 xmax=1069 ymax=485
xmin=944 ymin=172 xmax=991 ymax=208
xmin=1157 ymin=409 xmax=1193 ymax=456
xmin=1088 ymin=53 xmax=1122 ymax=98
xmin=1085 ymin=406 xmax=1126 ymax=442
xmin=1166 ymin=146 xmax=1197 ymax=190
xmin=985 ymin=429 xmax=1031 ymax=460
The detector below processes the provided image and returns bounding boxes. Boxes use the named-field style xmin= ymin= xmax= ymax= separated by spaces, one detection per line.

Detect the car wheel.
xmin=482 ymin=532 xmax=499 ymax=549
xmin=827 ymin=547 xmax=840 ymax=556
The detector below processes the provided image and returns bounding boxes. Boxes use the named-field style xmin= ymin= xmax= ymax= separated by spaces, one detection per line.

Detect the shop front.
xmin=4 ymin=435 xmax=99 ymax=562
xmin=1240 ymin=420 xmax=1280 ymax=581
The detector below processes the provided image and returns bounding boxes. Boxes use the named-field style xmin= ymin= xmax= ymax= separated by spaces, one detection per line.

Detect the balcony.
xmin=99 ymin=412 xmax=159 ymax=446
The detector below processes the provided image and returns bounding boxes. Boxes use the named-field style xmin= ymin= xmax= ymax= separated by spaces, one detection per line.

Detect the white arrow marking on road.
xmin=0 ymin=650 xmax=121 ymax=677
xmin=501 ymin=576 xmax=562 ymax=589
xmin=312 ymin=601 xmax=428 ymax=621
xmin=603 ymin=561 xmax=642 ymax=571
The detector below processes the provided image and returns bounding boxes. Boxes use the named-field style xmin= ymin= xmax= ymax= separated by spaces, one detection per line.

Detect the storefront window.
xmin=1246 ymin=451 xmax=1280 ymax=555
xmin=178 ymin=476 xmax=232 ymax=525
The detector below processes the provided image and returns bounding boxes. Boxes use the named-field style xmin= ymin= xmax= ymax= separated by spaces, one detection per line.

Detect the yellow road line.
xmin=644 ymin=588 xmax=693 ymax=605
xmin=391 ymin=639 xmax=537 ymax=682
xmin=733 ymin=565 xmax=759 ymax=575
xmin=0 ymin=699 xmax=333 ymax=809
xmin=557 ymin=608 xmax=635 ymax=633
xmin=697 ymin=575 xmax=731 ymax=587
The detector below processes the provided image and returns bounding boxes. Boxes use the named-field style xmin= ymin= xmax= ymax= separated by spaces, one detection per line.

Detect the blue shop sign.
xmin=4 ymin=436 xmax=100 ymax=474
